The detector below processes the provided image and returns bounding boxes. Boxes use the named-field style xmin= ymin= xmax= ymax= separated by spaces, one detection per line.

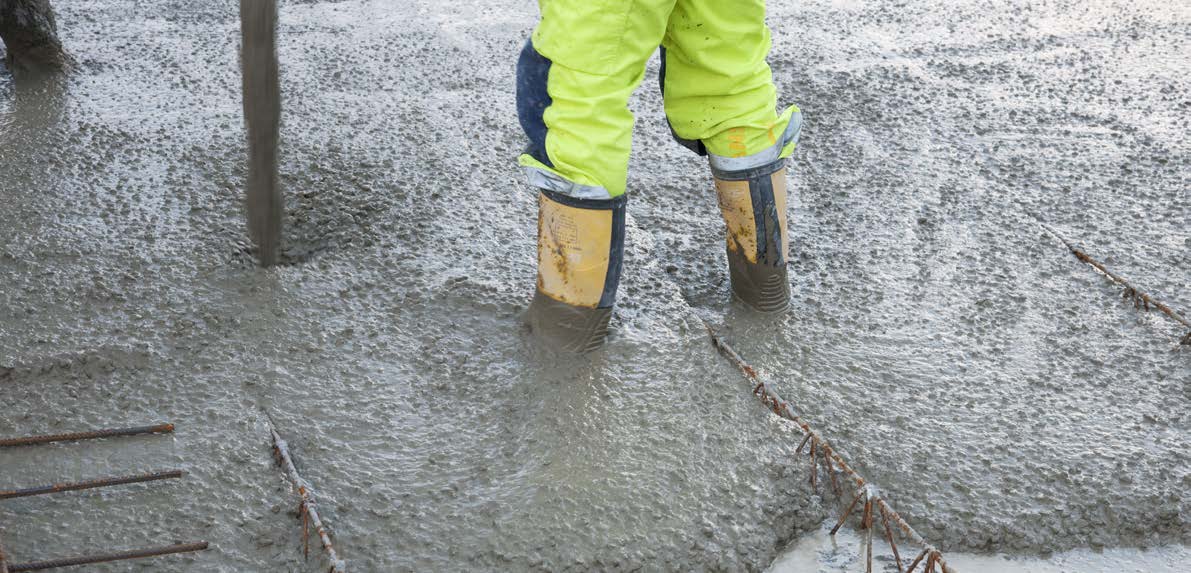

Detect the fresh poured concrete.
xmin=1 ymin=1 xmax=1186 ymax=571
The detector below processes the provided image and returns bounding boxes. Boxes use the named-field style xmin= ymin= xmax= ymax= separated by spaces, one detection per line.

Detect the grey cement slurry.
xmin=769 ymin=521 xmax=1190 ymax=573
xmin=1 ymin=0 xmax=1187 ymax=571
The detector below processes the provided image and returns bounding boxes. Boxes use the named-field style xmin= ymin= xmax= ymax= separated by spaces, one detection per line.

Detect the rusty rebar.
xmin=267 ymin=413 xmax=346 ymax=573
xmin=0 ymin=470 xmax=184 ymax=500
xmin=863 ymin=497 xmax=874 ymax=573
xmin=302 ymin=501 xmax=311 ymax=559
xmin=704 ymin=323 xmax=956 ymax=573
xmin=1040 ymin=223 xmax=1191 ymax=345
xmin=831 ymin=488 xmax=865 ymax=535
xmin=880 ymin=502 xmax=905 ymax=573
xmin=906 ymin=548 xmax=929 ymax=573
xmin=6 ymin=542 xmax=208 ymax=572
xmin=0 ymin=424 xmax=174 ymax=448
xmin=808 ymin=438 xmax=818 ymax=490
xmin=823 ymin=444 xmax=841 ymax=496
xmin=795 ymin=433 xmax=812 ymax=456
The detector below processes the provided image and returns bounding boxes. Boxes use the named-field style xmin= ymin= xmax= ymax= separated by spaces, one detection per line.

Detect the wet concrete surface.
xmin=0 ymin=0 xmax=1187 ymax=571
xmin=769 ymin=520 xmax=1190 ymax=573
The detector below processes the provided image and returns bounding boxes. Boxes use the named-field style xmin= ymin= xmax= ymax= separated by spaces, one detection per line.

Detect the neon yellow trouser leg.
xmin=661 ymin=1 xmax=801 ymax=171
xmin=517 ymin=0 xmax=801 ymax=199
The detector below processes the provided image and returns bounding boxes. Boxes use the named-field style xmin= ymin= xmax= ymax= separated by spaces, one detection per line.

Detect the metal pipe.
xmin=0 ymin=470 xmax=184 ymax=500
xmin=0 ymin=424 xmax=174 ymax=448
xmin=7 ymin=542 xmax=208 ymax=572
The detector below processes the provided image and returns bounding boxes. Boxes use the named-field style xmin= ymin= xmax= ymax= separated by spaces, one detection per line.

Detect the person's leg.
xmin=660 ymin=0 xmax=802 ymax=312
xmin=517 ymin=0 xmax=675 ymax=352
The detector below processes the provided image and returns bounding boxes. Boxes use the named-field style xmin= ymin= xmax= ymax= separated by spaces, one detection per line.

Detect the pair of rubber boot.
xmin=526 ymin=159 xmax=789 ymax=353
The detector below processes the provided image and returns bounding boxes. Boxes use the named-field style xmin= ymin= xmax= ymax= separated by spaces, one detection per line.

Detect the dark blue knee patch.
xmin=516 ymin=39 xmax=554 ymax=168
xmin=658 ymin=47 xmax=707 ymax=157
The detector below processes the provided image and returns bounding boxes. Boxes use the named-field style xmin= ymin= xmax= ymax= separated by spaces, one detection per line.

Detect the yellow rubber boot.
xmin=713 ymin=159 xmax=790 ymax=312
xmin=525 ymin=189 xmax=626 ymax=353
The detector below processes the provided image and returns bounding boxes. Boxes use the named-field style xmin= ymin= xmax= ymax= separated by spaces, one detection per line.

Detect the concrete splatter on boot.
xmin=713 ymin=159 xmax=790 ymax=313
xmin=525 ymin=189 xmax=625 ymax=353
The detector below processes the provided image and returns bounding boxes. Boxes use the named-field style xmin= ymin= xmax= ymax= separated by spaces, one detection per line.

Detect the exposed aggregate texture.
xmin=1 ymin=1 xmax=1187 ymax=571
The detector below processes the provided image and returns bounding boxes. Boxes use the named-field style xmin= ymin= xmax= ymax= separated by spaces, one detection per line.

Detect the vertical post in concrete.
xmin=0 ymin=0 xmax=71 ymax=74
xmin=240 ymin=0 xmax=283 ymax=267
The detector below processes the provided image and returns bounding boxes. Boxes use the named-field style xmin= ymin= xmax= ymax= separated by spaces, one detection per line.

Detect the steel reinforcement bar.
xmin=704 ymin=322 xmax=955 ymax=573
xmin=267 ymin=414 xmax=346 ymax=573
xmin=0 ymin=470 xmax=184 ymax=501
xmin=5 ymin=542 xmax=208 ymax=572
xmin=0 ymin=424 xmax=175 ymax=449
xmin=1040 ymin=223 xmax=1191 ymax=345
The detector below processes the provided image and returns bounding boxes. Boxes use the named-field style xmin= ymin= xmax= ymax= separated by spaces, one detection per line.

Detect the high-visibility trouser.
xmin=516 ymin=0 xmax=802 ymax=200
